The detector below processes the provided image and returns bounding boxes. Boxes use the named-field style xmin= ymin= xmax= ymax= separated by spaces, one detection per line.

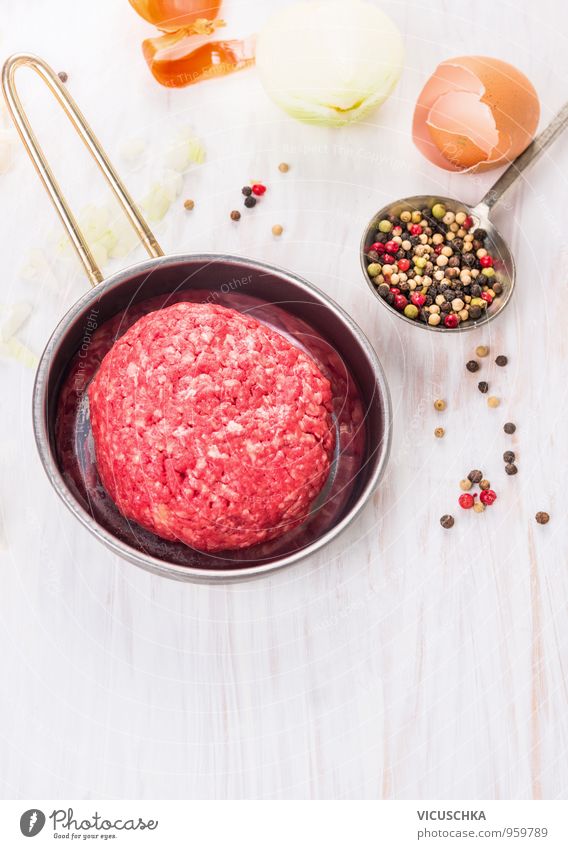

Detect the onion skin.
xmin=142 ymin=30 xmax=255 ymax=88
xmin=128 ymin=0 xmax=222 ymax=32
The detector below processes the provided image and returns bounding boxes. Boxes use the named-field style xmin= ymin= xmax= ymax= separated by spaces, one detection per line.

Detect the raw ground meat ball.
xmin=88 ymin=302 xmax=335 ymax=552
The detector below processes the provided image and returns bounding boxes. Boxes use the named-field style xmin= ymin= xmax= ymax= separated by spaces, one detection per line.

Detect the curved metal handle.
xmin=1 ymin=53 xmax=164 ymax=287
xmin=475 ymin=100 xmax=568 ymax=219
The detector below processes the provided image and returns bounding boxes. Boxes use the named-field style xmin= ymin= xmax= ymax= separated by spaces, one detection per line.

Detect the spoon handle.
xmin=475 ymin=100 xmax=568 ymax=218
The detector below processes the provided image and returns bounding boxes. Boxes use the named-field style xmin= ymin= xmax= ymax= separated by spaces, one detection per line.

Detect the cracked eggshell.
xmin=412 ymin=56 xmax=540 ymax=172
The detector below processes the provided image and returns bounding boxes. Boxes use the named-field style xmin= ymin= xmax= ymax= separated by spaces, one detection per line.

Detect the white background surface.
xmin=1 ymin=0 xmax=567 ymax=800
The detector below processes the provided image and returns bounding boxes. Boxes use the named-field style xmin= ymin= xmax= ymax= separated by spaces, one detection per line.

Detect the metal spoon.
xmin=360 ymin=100 xmax=568 ymax=331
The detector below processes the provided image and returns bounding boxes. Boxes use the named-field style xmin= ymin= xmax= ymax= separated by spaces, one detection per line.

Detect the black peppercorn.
xmin=463 ymin=252 xmax=476 ymax=267
xmin=230 ymin=210 xmax=241 ymax=221
xmin=492 ymin=282 xmax=503 ymax=295
xmin=448 ymin=256 xmax=460 ymax=268
xmin=505 ymin=463 xmax=518 ymax=475
xmin=504 ymin=422 xmax=516 ymax=434
xmin=440 ymin=514 xmax=454 ymax=529
xmin=503 ymin=450 xmax=515 ymax=463
xmin=470 ymin=284 xmax=482 ymax=296
xmin=466 ymin=360 xmax=479 ymax=372
xmin=241 ymin=186 xmax=252 ymax=196
xmin=378 ymin=283 xmax=390 ymax=298
xmin=58 ymin=70 xmax=68 ymax=83
xmin=495 ymin=355 xmax=508 ymax=367
xmin=478 ymin=381 xmax=489 ymax=393
xmin=468 ymin=469 xmax=483 ymax=483
xmin=535 ymin=512 xmax=550 ymax=525
xmin=469 ymin=306 xmax=482 ymax=320
xmin=244 ymin=196 xmax=257 ymax=208
xmin=473 ymin=228 xmax=487 ymax=241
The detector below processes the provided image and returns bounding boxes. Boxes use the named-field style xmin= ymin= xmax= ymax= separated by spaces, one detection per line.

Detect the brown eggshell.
xmin=412 ymin=56 xmax=540 ymax=173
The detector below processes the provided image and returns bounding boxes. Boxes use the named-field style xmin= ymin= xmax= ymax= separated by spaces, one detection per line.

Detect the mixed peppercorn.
xmin=437 ymin=353 xmax=548 ymax=529
xmin=365 ymin=203 xmax=502 ymax=327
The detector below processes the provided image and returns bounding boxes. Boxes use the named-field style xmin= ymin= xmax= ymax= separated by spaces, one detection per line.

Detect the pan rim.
xmin=32 ymin=252 xmax=392 ymax=583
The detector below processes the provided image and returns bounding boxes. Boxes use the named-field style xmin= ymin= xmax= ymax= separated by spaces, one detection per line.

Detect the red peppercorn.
xmin=410 ymin=224 xmax=423 ymax=236
xmin=383 ymin=253 xmax=396 ymax=264
xmin=479 ymin=255 xmax=494 ymax=267
xmin=481 ymin=291 xmax=493 ymax=304
xmin=370 ymin=242 xmax=386 ymax=254
xmin=392 ymin=226 xmax=403 ymax=236
xmin=410 ymin=292 xmax=426 ymax=307
xmin=480 ymin=489 xmax=497 ymax=505
xmin=444 ymin=314 xmax=460 ymax=328
xmin=463 ymin=216 xmax=473 ymax=229
xmin=434 ymin=244 xmax=443 ymax=254
xmin=389 ymin=287 xmax=400 ymax=294
xmin=251 ymin=183 xmax=267 ymax=196
xmin=393 ymin=294 xmax=408 ymax=310
xmin=459 ymin=493 xmax=475 ymax=509
xmin=385 ymin=240 xmax=398 ymax=254
xmin=397 ymin=258 xmax=410 ymax=272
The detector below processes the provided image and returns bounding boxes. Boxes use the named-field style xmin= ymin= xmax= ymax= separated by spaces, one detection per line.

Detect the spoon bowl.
xmin=360 ymin=194 xmax=515 ymax=332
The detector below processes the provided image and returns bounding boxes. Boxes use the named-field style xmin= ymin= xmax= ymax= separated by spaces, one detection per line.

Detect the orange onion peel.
xmin=128 ymin=0 xmax=222 ymax=32
xmin=142 ymin=28 xmax=255 ymax=88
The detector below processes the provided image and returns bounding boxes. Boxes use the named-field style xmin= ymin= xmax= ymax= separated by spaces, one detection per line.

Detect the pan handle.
xmin=1 ymin=53 xmax=164 ymax=287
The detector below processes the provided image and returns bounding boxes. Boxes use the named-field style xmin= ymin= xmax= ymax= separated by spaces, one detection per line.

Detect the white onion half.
xmin=256 ymin=0 xmax=404 ymax=127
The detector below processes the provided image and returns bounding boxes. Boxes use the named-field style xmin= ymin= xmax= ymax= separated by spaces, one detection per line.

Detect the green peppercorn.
xmin=432 ymin=203 xmax=446 ymax=219
xmin=367 ymin=263 xmax=381 ymax=277
xmin=404 ymin=304 xmax=419 ymax=320
xmin=378 ymin=219 xmax=392 ymax=233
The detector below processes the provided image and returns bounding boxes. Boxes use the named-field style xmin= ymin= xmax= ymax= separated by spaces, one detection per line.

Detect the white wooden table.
xmin=1 ymin=0 xmax=567 ymax=800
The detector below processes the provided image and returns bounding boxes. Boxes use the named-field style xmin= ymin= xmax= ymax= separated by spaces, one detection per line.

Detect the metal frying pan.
xmin=2 ymin=54 xmax=392 ymax=583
